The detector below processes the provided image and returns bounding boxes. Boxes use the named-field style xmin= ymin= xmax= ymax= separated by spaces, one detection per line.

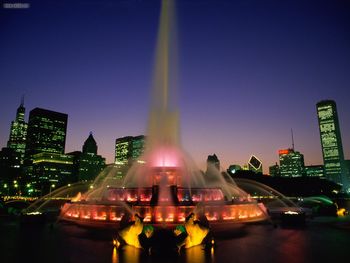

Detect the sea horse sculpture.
xmin=174 ymin=213 xmax=210 ymax=249
xmin=117 ymin=214 xmax=144 ymax=248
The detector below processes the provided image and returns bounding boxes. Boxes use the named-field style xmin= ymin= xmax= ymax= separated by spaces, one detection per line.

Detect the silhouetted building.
xmin=114 ymin=135 xmax=145 ymax=165
xmin=279 ymin=149 xmax=305 ymax=177
xmin=269 ymin=163 xmax=280 ymax=177
xmin=230 ymin=172 xmax=342 ymax=197
xmin=69 ymin=133 xmax=106 ymax=182
xmin=316 ymin=100 xmax=347 ymax=187
xmin=248 ymin=155 xmax=262 ymax=173
xmin=207 ymin=154 xmax=220 ymax=171
xmin=25 ymin=108 xmax=68 ymax=162
xmin=305 ymin=165 xmax=324 ymax=177
xmin=7 ymin=98 xmax=27 ymax=164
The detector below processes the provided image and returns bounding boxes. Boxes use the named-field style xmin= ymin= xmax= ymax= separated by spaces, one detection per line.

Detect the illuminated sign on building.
xmin=278 ymin=149 xmax=290 ymax=155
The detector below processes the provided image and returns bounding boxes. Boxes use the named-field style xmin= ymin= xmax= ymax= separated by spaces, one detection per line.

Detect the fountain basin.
xmin=61 ymin=201 xmax=267 ymax=228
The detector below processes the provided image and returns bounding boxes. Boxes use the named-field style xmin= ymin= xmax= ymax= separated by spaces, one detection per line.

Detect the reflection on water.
xmin=185 ymin=246 xmax=207 ymax=263
xmin=112 ymin=247 xmax=118 ymax=263
xmin=4 ymin=219 xmax=350 ymax=263
xmin=278 ymin=229 xmax=310 ymax=263
xmin=114 ymin=244 xmax=214 ymax=263
xmin=118 ymin=245 xmax=141 ymax=263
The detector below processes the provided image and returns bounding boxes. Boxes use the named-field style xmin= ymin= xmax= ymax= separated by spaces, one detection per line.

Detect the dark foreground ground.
xmin=1 ymin=216 xmax=350 ymax=263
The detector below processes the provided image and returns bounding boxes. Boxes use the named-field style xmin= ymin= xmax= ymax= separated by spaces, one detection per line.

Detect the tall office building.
xmin=7 ymin=98 xmax=28 ymax=164
xmin=25 ymin=108 xmax=68 ymax=162
xmin=279 ymin=149 xmax=305 ymax=177
xmin=24 ymin=108 xmax=68 ymax=194
xmin=115 ymin=135 xmax=145 ymax=165
xmin=316 ymin=100 xmax=346 ymax=186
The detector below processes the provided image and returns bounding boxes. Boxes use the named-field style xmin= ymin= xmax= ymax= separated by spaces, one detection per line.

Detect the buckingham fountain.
xmin=24 ymin=0 xmax=304 ymax=251
xmin=59 ymin=0 xmax=267 ymax=232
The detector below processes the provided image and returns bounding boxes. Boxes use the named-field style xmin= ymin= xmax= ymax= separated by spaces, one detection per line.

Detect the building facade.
xmin=305 ymin=165 xmax=325 ymax=177
xmin=24 ymin=108 xmax=68 ymax=195
xmin=269 ymin=163 xmax=280 ymax=177
xmin=25 ymin=108 xmax=68 ymax=161
xmin=0 ymin=147 xmax=21 ymax=185
xmin=316 ymin=100 xmax=347 ymax=187
xmin=31 ymin=152 xmax=74 ymax=195
xmin=279 ymin=149 xmax=305 ymax=177
xmin=114 ymin=135 xmax=145 ymax=165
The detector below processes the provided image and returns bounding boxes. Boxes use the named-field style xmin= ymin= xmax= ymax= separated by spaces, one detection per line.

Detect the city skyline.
xmin=1 ymin=0 xmax=350 ymax=173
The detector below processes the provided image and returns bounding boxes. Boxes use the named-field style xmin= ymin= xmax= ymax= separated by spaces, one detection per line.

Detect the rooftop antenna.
xmin=291 ymin=128 xmax=295 ymax=150
xmin=20 ymin=94 xmax=25 ymax=106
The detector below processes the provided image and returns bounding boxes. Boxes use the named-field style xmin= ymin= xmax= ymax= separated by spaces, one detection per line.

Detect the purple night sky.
xmin=0 ymin=0 xmax=349 ymax=173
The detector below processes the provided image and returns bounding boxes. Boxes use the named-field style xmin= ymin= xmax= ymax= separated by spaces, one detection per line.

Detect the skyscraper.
xmin=24 ymin=108 xmax=68 ymax=194
xmin=25 ymin=108 xmax=68 ymax=162
xmin=115 ymin=135 xmax=145 ymax=165
xmin=316 ymin=100 xmax=346 ymax=186
xmin=7 ymin=98 xmax=28 ymax=164
xmin=279 ymin=149 xmax=305 ymax=177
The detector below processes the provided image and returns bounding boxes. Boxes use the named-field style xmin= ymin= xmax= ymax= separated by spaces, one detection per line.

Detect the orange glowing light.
xmin=143 ymin=213 xmax=152 ymax=222
xmin=165 ymin=213 xmax=174 ymax=222
xmin=178 ymin=213 xmax=186 ymax=222
xmin=278 ymin=149 xmax=290 ymax=155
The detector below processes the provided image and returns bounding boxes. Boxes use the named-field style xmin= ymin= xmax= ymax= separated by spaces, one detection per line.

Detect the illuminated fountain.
xmin=59 ymin=0 xmax=268 ymax=230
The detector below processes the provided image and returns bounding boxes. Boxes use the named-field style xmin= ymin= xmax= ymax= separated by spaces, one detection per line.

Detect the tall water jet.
xmin=149 ymin=0 xmax=178 ymax=146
